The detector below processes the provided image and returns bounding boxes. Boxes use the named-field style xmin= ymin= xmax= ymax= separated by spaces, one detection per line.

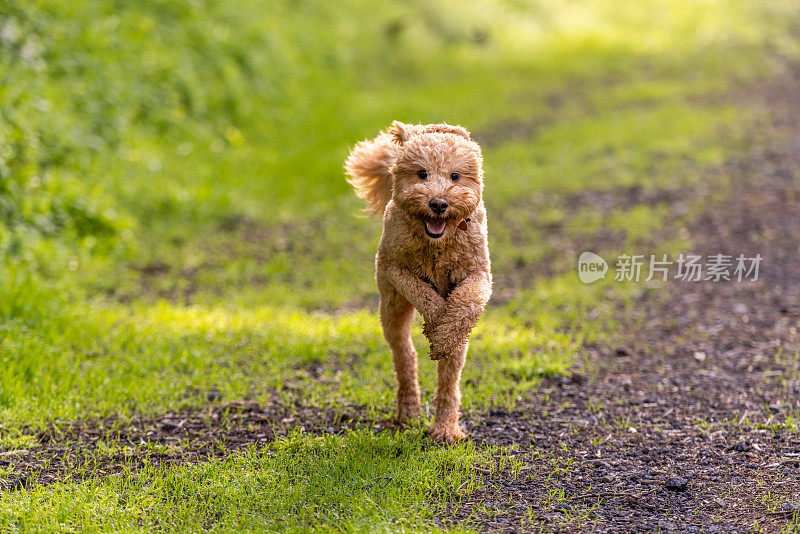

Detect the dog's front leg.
xmin=426 ymin=270 xmax=491 ymax=442
xmin=377 ymin=262 xmax=446 ymax=423
xmin=425 ymin=271 xmax=492 ymax=361
xmin=378 ymin=262 xmax=446 ymax=323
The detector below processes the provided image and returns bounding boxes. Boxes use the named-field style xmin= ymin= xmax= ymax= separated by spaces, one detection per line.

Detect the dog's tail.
xmin=344 ymin=128 xmax=399 ymax=216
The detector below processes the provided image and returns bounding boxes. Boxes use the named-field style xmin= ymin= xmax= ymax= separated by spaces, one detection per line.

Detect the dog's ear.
xmin=388 ymin=121 xmax=410 ymax=145
xmin=423 ymin=123 xmax=471 ymax=141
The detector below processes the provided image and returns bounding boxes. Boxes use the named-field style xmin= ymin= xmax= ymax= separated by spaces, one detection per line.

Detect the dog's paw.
xmin=429 ymin=350 xmax=448 ymax=361
xmin=421 ymin=320 xmax=436 ymax=340
xmin=428 ymin=337 xmax=464 ymax=362
xmin=429 ymin=343 xmax=463 ymax=361
xmin=425 ymin=325 xmax=454 ymax=354
xmin=428 ymin=423 xmax=467 ymax=443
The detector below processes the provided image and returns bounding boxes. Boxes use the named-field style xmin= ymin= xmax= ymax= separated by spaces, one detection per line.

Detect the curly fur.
xmin=344 ymin=121 xmax=493 ymax=442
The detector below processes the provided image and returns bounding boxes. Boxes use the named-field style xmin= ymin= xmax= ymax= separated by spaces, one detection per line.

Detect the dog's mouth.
xmin=424 ymin=218 xmax=447 ymax=239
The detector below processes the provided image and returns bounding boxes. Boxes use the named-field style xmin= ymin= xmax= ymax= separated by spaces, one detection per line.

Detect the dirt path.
xmin=440 ymin=72 xmax=800 ymax=532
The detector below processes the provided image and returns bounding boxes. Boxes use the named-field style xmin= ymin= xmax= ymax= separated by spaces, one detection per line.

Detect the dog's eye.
xmin=450 ymin=172 xmax=460 ymax=182
xmin=417 ymin=170 xmax=427 ymax=180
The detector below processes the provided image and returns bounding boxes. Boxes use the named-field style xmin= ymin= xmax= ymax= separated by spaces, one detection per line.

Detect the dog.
xmin=345 ymin=121 xmax=492 ymax=442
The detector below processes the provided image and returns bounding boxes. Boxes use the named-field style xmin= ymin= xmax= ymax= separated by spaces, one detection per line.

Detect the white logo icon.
xmin=578 ymin=251 xmax=608 ymax=284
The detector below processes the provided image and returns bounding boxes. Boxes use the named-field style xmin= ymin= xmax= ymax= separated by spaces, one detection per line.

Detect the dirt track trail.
xmin=443 ymin=72 xmax=800 ymax=532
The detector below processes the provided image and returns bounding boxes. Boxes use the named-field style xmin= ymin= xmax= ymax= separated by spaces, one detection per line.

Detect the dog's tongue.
xmin=426 ymin=219 xmax=446 ymax=235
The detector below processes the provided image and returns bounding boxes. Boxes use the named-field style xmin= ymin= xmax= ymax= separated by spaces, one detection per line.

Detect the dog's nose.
xmin=428 ymin=198 xmax=448 ymax=215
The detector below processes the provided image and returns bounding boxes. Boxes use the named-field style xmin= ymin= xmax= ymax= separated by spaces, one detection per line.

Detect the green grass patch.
xmin=1 ymin=272 xmax=612 ymax=426
xmin=0 ymin=429 xmax=494 ymax=533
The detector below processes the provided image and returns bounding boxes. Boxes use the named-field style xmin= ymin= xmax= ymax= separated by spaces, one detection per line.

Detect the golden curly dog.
xmin=345 ymin=121 xmax=492 ymax=442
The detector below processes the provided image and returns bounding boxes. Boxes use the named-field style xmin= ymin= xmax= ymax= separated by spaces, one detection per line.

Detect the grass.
xmin=2 ymin=0 xmax=800 ymax=531
xmin=0 ymin=430 xmax=493 ymax=532
xmin=0 ymin=290 xmax=583 ymax=426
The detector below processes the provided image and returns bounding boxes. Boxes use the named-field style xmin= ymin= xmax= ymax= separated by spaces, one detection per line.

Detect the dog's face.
xmin=389 ymin=122 xmax=483 ymax=242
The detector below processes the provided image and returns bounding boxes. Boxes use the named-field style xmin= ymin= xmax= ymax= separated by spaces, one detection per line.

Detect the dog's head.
xmin=389 ymin=121 xmax=484 ymax=242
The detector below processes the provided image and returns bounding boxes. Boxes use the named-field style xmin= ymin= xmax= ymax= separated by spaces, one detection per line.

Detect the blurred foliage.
xmin=2 ymin=0 xmax=797 ymax=267
xmin=0 ymin=8 xmax=129 ymax=269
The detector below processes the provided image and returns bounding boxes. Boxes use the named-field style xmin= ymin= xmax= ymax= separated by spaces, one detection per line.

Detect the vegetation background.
xmin=0 ymin=0 xmax=798 ymax=531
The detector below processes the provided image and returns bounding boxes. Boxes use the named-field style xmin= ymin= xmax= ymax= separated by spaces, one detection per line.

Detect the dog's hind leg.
xmin=429 ymin=341 xmax=467 ymax=442
xmin=379 ymin=283 xmax=421 ymax=422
